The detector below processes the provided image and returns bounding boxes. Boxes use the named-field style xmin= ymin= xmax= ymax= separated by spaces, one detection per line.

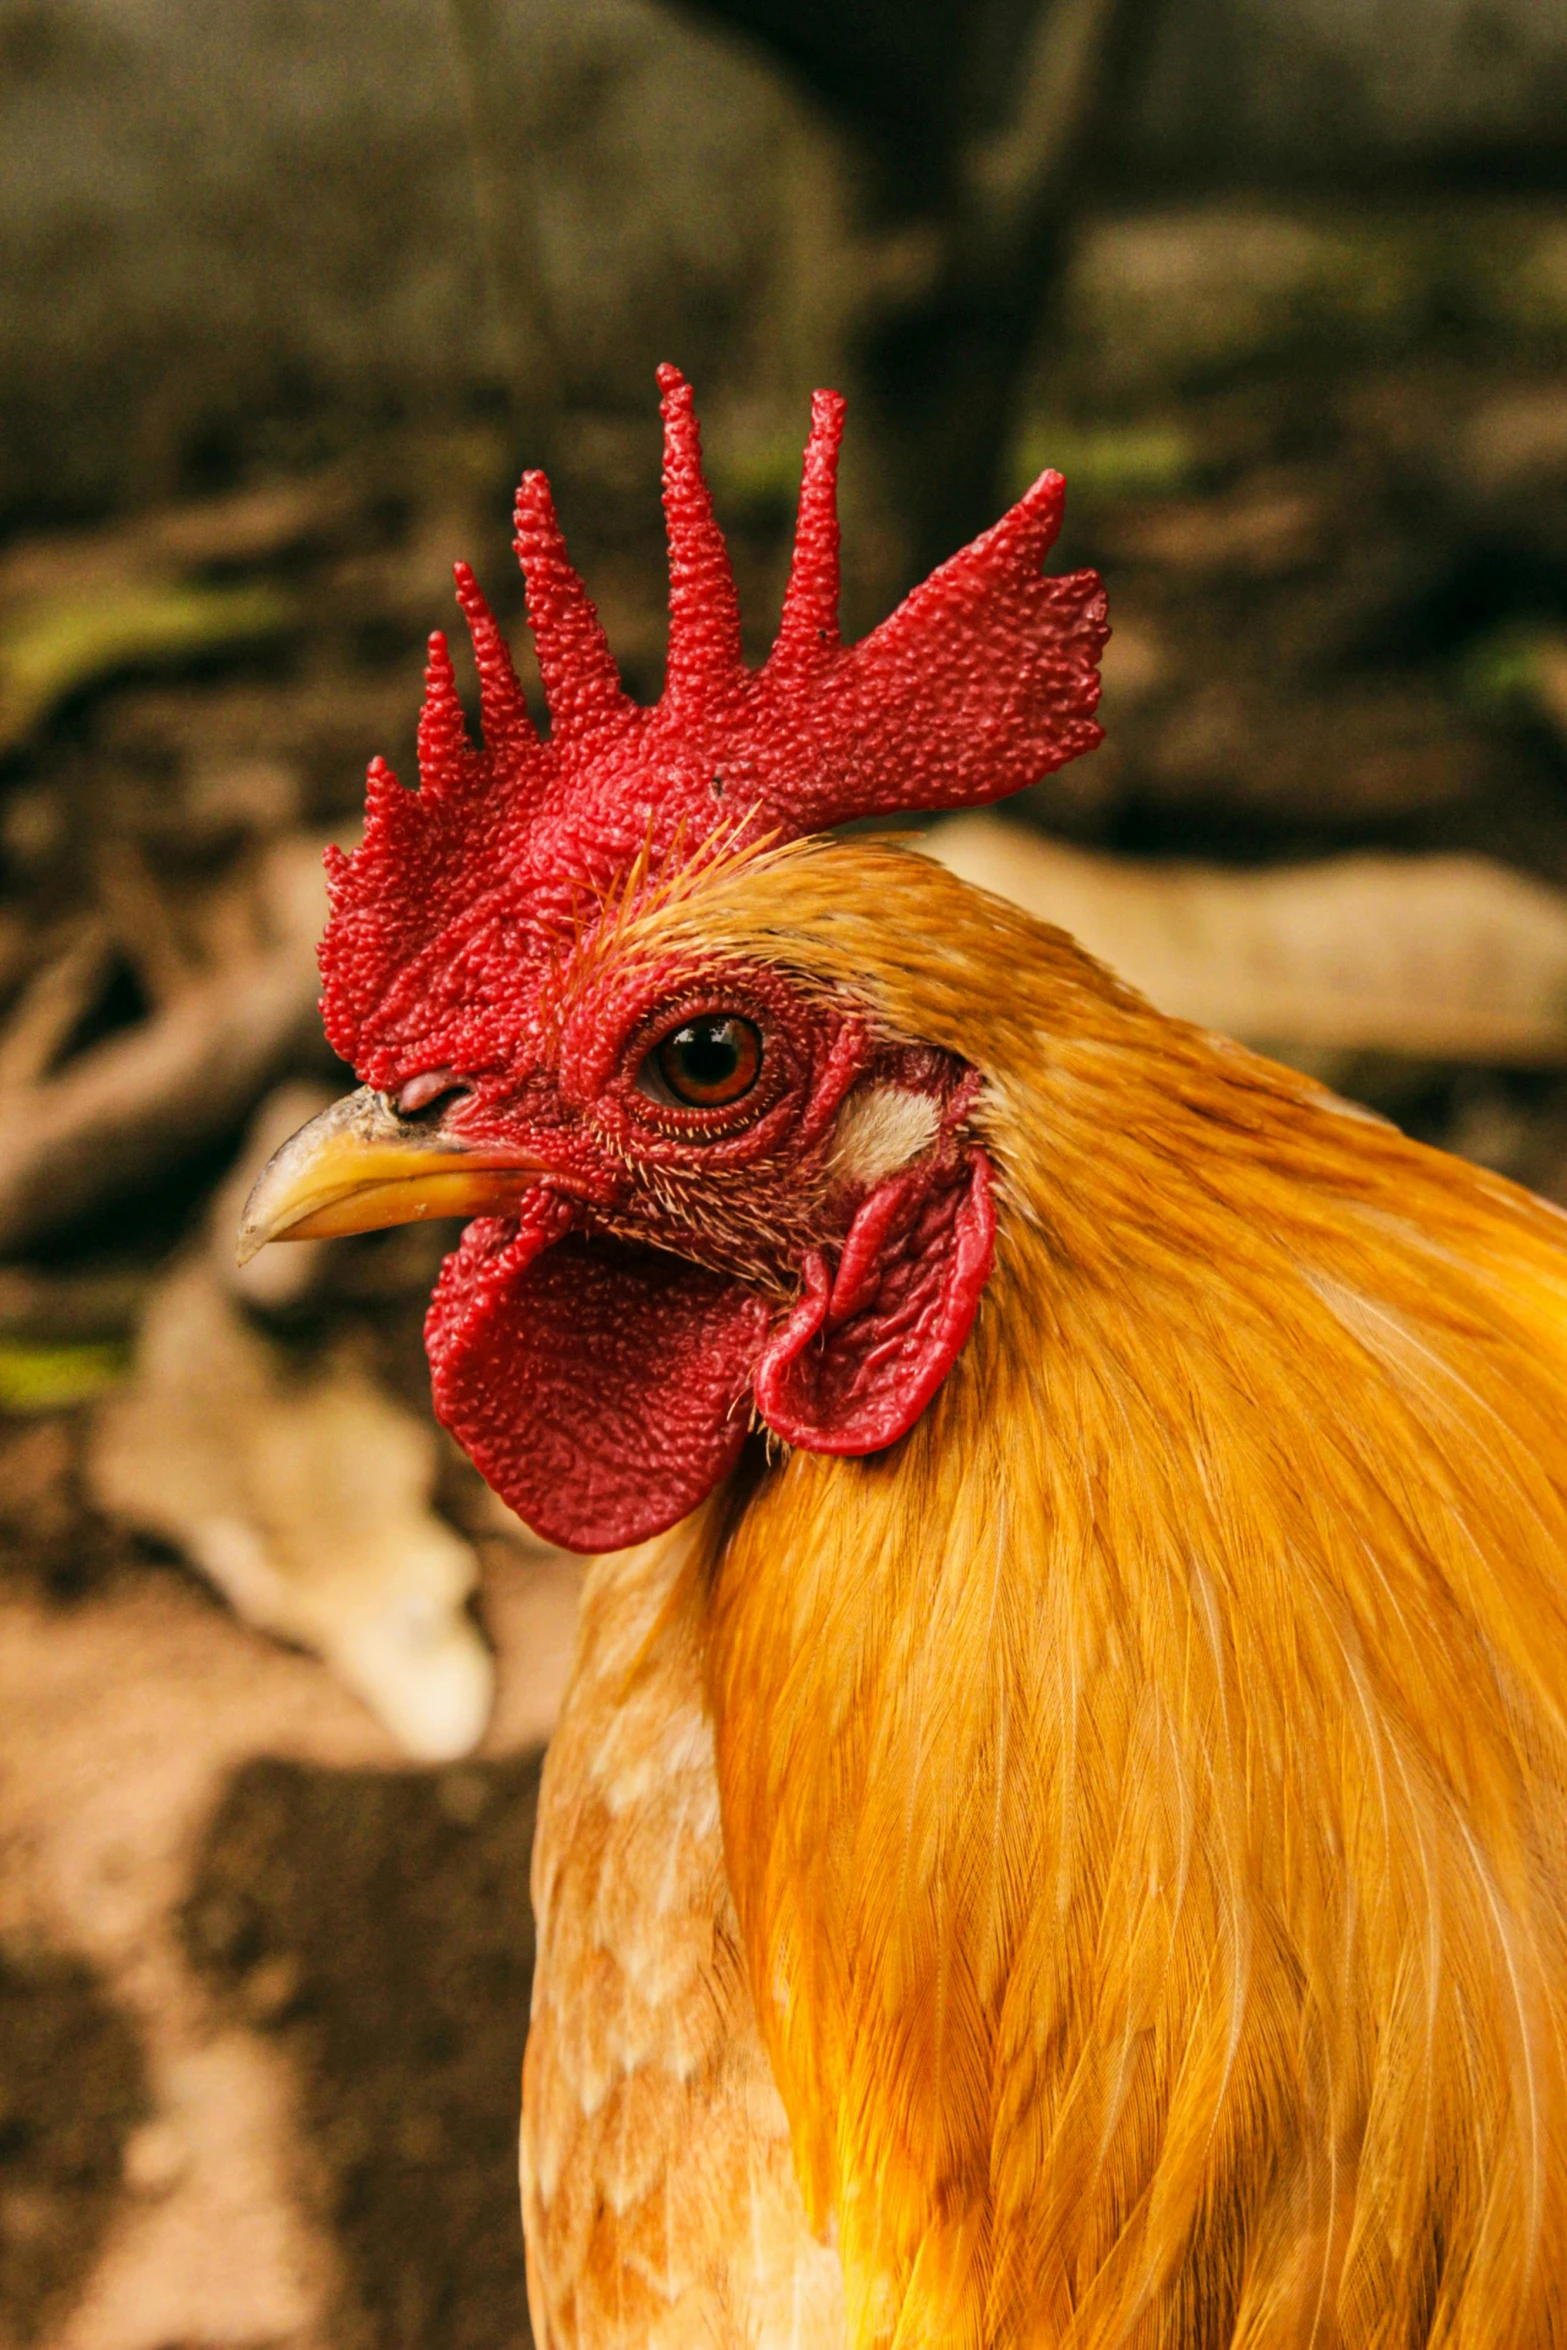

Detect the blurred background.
xmin=4 ymin=0 xmax=1567 ymax=2343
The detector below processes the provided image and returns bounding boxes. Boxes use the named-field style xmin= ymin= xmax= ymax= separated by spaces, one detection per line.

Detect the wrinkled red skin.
xmin=417 ymin=957 xmax=993 ymax=1552
xmin=755 ymin=1153 xmax=995 ymax=1457
xmin=313 ymin=365 xmax=1102 ymax=1550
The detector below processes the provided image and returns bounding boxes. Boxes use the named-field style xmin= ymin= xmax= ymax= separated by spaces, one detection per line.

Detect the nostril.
xmin=395 ymin=1068 xmax=467 ymax=1119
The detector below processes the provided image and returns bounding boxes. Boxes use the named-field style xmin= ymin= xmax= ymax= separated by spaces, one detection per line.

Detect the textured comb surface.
xmin=319 ymin=365 xmax=1107 ymax=1089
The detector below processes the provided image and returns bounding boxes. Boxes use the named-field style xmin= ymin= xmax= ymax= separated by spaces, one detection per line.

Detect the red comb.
xmin=319 ymin=364 xmax=1107 ymax=1083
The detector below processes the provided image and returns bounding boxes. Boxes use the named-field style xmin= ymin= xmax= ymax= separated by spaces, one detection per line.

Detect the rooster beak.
xmin=236 ymin=1086 xmax=547 ymax=1265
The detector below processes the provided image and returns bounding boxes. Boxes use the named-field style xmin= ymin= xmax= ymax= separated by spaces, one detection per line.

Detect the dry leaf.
xmin=928 ymin=815 xmax=1567 ymax=1062
xmin=88 ymin=1258 xmax=494 ymax=1763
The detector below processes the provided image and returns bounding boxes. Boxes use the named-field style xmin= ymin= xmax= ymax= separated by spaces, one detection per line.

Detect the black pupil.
xmin=658 ymin=1016 xmax=758 ymax=1105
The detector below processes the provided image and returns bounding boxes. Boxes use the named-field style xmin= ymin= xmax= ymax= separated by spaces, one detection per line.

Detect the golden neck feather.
xmin=672 ymin=838 xmax=1567 ymax=2346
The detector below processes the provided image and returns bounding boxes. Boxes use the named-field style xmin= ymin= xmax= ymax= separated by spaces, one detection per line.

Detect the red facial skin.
xmin=315 ymin=365 xmax=1102 ymax=1551
xmin=406 ymin=956 xmax=993 ymax=1552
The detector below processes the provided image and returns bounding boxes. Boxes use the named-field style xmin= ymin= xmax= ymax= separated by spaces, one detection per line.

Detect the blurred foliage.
xmin=0 ymin=1338 xmax=130 ymax=1414
xmin=1011 ymin=418 xmax=1197 ymax=499
xmin=0 ymin=579 xmax=292 ymax=754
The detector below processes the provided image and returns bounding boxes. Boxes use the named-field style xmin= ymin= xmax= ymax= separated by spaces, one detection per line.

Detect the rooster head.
xmin=240 ymin=367 xmax=1106 ymax=1551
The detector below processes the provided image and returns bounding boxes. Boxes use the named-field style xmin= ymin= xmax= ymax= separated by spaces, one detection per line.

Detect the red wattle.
xmin=755 ymin=1150 xmax=995 ymax=1456
xmin=427 ymin=1207 xmax=769 ymax=1553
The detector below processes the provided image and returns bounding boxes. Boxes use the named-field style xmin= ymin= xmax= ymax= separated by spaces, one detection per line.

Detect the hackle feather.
xmin=631 ymin=837 xmax=1567 ymax=2349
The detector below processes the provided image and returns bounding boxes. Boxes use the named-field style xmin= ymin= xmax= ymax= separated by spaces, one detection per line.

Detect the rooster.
xmin=241 ymin=367 xmax=1567 ymax=2347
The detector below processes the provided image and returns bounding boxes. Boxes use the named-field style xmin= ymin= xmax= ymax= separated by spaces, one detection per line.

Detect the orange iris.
xmin=654 ymin=1015 xmax=763 ymax=1108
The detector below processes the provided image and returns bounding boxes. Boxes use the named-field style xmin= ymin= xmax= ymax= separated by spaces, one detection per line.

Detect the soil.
xmin=184 ymin=1753 xmax=542 ymax=2350
xmin=0 ymin=1945 xmax=148 ymax=2346
xmin=0 ymin=1518 xmax=579 ymax=2350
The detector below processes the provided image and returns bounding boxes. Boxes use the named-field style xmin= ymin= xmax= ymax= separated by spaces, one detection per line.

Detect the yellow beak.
xmin=236 ymin=1086 xmax=548 ymax=1264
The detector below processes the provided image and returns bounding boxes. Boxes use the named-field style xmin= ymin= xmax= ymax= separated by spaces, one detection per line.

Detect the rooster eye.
xmin=643 ymin=1015 xmax=762 ymax=1110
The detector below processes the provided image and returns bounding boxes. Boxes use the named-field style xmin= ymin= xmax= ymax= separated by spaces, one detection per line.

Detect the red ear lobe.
xmin=754 ymin=1150 xmax=995 ymax=1455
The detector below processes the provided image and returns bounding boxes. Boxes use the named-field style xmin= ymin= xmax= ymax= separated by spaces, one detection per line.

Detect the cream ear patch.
xmin=829 ymin=1086 xmax=941 ymax=1190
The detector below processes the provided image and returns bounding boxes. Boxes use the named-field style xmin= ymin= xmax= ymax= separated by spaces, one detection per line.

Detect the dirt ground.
xmin=0 ymin=1508 xmax=580 ymax=2350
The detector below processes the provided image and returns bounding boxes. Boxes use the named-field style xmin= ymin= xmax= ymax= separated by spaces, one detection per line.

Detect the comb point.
xmin=773 ymin=386 xmax=846 ymax=673
xmin=659 ymin=363 xmax=742 ymax=709
xmin=512 ymin=471 xmax=630 ymax=744
xmin=416 ymin=630 xmax=474 ymax=801
xmin=453 ymin=561 xmax=539 ymax=772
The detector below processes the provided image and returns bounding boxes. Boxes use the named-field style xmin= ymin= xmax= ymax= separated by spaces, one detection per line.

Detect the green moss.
xmin=1457 ymin=623 xmax=1567 ymax=718
xmin=707 ymin=437 xmax=810 ymax=528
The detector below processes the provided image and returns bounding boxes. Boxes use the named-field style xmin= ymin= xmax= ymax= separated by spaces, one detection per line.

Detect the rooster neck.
xmin=522 ymin=1515 xmax=846 ymax=2350
xmin=518 ymin=838 xmax=1567 ymax=2336
xmin=701 ymin=1016 xmax=1567 ymax=2345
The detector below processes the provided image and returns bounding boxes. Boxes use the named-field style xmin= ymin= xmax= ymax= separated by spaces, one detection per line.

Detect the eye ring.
xmin=640 ymin=1014 xmax=763 ymax=1111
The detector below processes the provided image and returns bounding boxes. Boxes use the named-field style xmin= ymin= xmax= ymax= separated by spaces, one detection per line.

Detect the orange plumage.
xmin=517 ymin=837 xmax=1567 ymax=2347
xmin=242 ymin=374 xmax=1567 ymax=2346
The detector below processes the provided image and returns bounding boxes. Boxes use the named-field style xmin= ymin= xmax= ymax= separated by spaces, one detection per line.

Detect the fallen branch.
xmin=0 ymin=919 xmax=112 ymax=1092
xmin=0 ymin=839 xmax=336 ymax=1255
xmin=93 ymin=836 xmax=207 ymax=1006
